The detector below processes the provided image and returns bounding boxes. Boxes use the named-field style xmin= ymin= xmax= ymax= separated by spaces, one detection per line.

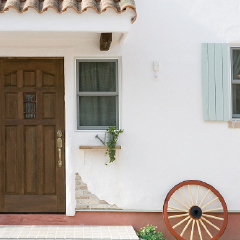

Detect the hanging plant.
xmin=105 ymin=126 xmax=123 ymax=165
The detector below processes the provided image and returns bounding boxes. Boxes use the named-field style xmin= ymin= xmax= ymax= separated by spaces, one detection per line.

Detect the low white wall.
xmin=1 ymin=0 xmax=240 ymax=216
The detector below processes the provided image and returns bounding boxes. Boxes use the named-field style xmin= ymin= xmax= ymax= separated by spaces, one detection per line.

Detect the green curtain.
xmin=78 ymin=62 xmax=117 ymax=127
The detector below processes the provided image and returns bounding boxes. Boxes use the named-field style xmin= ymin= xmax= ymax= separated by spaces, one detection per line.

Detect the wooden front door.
xmin=0 ymin=58 xmax=65 ymax=213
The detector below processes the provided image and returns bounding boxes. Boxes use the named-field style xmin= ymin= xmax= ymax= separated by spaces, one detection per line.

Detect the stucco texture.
xmin=0 ymin=0 xmax=240 ymax=216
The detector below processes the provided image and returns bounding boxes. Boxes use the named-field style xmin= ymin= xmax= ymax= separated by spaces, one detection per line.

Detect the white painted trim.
xmin=229 ymin=45 xmax=233 ymax=120
xmin=118 ymin=57 xmax=122 ymax=130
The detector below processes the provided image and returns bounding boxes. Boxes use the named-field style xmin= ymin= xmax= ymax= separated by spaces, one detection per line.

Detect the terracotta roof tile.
xmin=0 ymin=0 xmax=137 ymax=23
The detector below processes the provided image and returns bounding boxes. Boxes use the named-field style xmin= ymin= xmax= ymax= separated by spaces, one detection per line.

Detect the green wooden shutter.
xmin=202 ymin=43 xmax=229 ymax=121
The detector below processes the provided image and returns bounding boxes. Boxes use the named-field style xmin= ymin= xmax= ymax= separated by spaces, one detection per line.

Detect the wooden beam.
xmin=100 ymin=33 xmax=112 ymax=51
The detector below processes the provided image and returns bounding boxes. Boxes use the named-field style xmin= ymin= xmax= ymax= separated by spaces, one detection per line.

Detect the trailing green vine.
xmin=105 ymin=126 xmax=123 ymax=165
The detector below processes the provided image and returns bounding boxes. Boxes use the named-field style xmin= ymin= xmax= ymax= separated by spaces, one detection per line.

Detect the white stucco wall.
xmin=2 ymin=0 xmax=240 ymax=216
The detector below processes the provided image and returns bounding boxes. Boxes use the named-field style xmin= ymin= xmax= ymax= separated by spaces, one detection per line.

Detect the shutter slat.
xmin=215 ymin=44 xmax=224 ymax=120
xmin=208 ymin=43 xmax=216 ymax=120
xmin=202 ymin=43 xmax=209 ymax=120
xmin=222 ymin=44 xmax=229 ymax=121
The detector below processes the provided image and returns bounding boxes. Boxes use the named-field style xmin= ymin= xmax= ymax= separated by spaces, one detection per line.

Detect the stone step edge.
xmin=0 ymin=225 xmax=139 ymax=240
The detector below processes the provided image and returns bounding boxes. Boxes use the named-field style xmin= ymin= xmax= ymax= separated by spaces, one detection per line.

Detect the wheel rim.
xmin=163 ymin=180 xmax=228 ymax=240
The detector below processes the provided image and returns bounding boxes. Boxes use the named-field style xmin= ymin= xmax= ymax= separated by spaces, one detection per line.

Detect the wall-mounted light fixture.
xmin=153 ymin=61 xmax=159 ymax=78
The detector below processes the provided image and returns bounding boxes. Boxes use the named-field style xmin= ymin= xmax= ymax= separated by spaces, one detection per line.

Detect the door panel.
xmin=5 ymin=195 xmax=57 ymax=212
xmin=0 ymin=58 xmax=65 ymax=213
xmin=5 ymin=126 xmax=18 ymax=194
xmin=24 ymin=125 xmax=37 ymax=194
xmin=23 ymin=71 xmax=36 ymax=87
xmin=4 ymin=71 xmax=17 ymax=87
xmin=5 ymin=93 xmax=18 ymax=119
xmin=43 ymin=93 xmax=55 ymax=119
xmin=43 ymin=125 xmax=56 ymax=195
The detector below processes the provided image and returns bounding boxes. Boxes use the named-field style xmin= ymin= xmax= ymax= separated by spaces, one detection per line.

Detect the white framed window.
xmin=231 ymin=48 xmax=240 ymax=118
xmin=76 ymin=59 xmax=119 ymax=130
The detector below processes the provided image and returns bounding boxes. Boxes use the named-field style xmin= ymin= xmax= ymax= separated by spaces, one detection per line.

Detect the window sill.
xmin=228 ymin=121 xmax=240 ymax=128
xmin=79 ymin=146 xmax=121 ymax=150
xmin=79 ymin=146 xmax=121 ymax=164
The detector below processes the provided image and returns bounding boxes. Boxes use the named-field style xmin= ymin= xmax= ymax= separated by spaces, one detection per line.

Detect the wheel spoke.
xmin=202 ymin=197 xmax=219 ymax=210
xmin=202 ymin=213 xmax=224 ymax=220
xmin=178 ymin=189 xmax=191 ymax=207
xmin=188 ymin=185 xmax=194 ymax=205
xmin=168 ymin=206 xmax=188 ymax=212
xmin=196 ymin=220 xmax=203 ymax=240
xmin=168 ymin=213 xmax=189 ymax=219
xmin=180 ymin=218 xmax=192 ymax=237
xmin=203 ymin=208 xmax=223 ymax=213
xmin=199 ymin=189 xmax=211 ymax=207
xmin=190 ymin=220 xmax=195 ymax=240
xmin=202 ymin=216 xmax=220 ymax=230
xmin=199 ymin=219 xmax=213 ymax=238
xmin=172 ymin=216 xmax=190 ymax=229
xmin=171 ymin=196 xmax=189 ymax=210
xmin=196 ymin=185 xmax=200 ymax=205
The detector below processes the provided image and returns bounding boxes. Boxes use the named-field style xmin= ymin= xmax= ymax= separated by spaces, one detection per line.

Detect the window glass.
xmin=23 ymin=93 xmax=36 ymax=119
xmin=233 ymin=50 xmax=240 ymax=79
xmin=78 ymin=62 xmax=116 ymax=92
xmin=79 ymin=96 xmax=116 ymax=127
xmin=232 ymin=84 xmax=240 ymax=114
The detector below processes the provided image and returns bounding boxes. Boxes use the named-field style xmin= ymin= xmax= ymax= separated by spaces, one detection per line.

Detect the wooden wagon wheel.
xmin=163 ymin=180 xmax=228 ymax=240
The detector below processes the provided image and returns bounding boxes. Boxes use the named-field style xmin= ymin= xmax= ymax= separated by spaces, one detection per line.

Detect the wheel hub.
xmin=189 ymin=206 xmax=202 ymax=219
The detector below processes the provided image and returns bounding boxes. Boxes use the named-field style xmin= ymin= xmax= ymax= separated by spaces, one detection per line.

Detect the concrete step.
xmin=0 ymin=225 xmax=139 ymax=240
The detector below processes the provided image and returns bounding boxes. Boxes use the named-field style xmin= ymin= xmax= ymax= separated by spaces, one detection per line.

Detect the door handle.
xmin=58 ymin=148 xmax=62 ymax=167
xmin=57 ymin=130 xmax=63 ymax=167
